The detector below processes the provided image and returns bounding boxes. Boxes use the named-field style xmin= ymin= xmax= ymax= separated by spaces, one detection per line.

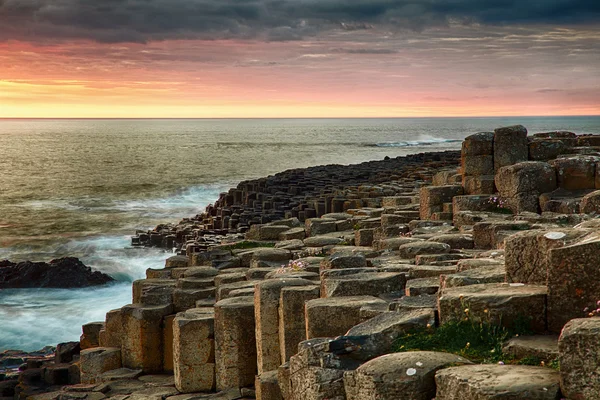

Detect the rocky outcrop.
xmin=0 ymin=257 xmax=114 ymax=288
xmin=14 ymin=125 xmax=600 ymax=400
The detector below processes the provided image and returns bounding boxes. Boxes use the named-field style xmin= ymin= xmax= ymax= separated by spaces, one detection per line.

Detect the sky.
xmin=0 ymin=0 xmax=599 ymax=118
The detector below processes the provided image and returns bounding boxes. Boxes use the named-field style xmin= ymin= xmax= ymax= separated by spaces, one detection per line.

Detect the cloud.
xmin=0 ymin=0 xmax=599 ymax=44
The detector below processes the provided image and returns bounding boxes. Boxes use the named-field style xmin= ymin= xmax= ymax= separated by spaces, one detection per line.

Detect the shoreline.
xmin=0 ymin=148 xmax=462 ymax=353
xmin=3 ymin=125 xmax=600 ymax=398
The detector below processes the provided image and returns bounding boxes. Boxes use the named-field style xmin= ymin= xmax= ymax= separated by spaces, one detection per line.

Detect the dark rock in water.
xmin=0 ymin=257 xmax=114 ymax=288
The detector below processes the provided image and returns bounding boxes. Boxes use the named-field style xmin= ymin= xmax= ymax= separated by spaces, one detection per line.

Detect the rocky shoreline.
xmin=0 ymin=258 xmax=114 ymax=289
xmin=3 ymin=125 xmax=600 ymax=399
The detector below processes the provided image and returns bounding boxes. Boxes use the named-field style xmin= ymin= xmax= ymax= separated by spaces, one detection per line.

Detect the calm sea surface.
xmin=1 ymin=116 xmax=599 ymax=350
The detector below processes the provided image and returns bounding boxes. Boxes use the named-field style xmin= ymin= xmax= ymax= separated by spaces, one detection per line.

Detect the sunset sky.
xmin=1 ymin=1 xmax=599 ymax=118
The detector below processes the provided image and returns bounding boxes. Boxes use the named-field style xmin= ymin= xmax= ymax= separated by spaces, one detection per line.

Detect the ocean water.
xmin=1 ymin=116 xmax=599 ymax=350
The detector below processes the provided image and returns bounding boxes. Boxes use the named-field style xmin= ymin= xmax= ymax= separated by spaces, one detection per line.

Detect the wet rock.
xmin=0 ymin=257 xmax=114 ymax=288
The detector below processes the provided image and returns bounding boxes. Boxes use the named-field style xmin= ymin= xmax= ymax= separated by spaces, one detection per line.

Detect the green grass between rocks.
xmin=395 ymin=310 xmax=559 ymax=370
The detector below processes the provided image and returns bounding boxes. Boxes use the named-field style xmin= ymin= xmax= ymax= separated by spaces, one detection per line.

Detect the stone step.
xmin=502 ymin=335 xmax=559 ymax=363
xmin=438 ymin=283 xmax=548 ymax=333
xmin=346 ymin=351 xmax=471 ymax=400
xmin=435 ymin=364 xmax=561 ymax=399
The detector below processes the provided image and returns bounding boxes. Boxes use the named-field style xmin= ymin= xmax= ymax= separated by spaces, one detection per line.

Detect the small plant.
xmin=353 ymin=223 xmax=361 ymax=231
xmin=395 ymin=299 xmax=535 ymax=366
xmin=583 ymin=300 xmax=600 ymax=317
xmin=276 ymin=259 xmax=308 ymax=274
xmin=488 ymin=196 xmax=512 ymax=214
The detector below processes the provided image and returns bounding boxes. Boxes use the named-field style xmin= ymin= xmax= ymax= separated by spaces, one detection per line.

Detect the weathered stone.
xmin=435 ymin=364 xmax=561 ymax=400
xmin=303 ymin=236 xmax=344 ymax=247
xmin=440 ymin=265 xmax=505 ymax=289
xmin=398 ymin=241 xmax=451 ymax=259
xmin=529 ymin=138 xmax=567 ymax=161
xmin=255 ymin=370 xmax=282 ymax=400
xmin=173 ymin=308 xmax=215 ymax=393
xmin=340 ymin=310 xmax=436 ymax=361
xmin=473 ymin=221 xmax=531 ymax=249
xmin=405 ymin=278 xmax=439 ymax=296
xmin=99 ymin=309 xmax=123 ymax=349
xmin=462 ymin=132 xmax=494 ymax=157
xmin=352 ymin=228 xmax=373 ymax=247
xmin=173 ymin=288 xmax=215 ymax=312
xmin=183 ymin=266 xmax=219 ymax=278
xmin=255 ymin=278 xmax=315 ymax=375
xmin=80 ymin=348 xmax=122 ymax=384
xmin=79 ymin=322 xmax=104 ymax=351
xmin=121 ymin=303 xmax=172 ymax=373
xmin=456 ymin=258 xmax=503 ymax=271
xmin=414 ymin=253 xmax=469 ymax=265
xmin=373 ymin=237 xmax=422 ymax=251
xmin=319 ymin=253 xmax=368 ymax=271
xmin=305 ymin=218 xmax=337 ymax=236
xmin=56 ymin=341 xmax=81 ymax=364
xmin=382 ymin=196 xmax=414 ymax=207
xmin=558 ymin=318 xmax=600 ymax=400
xmin=132 ymin=279 xmax=176 ymax=305
xmin=580 ymin=189 xmax=600 ymax=214
xmin=305 ymin=296 xmax=387 ymax=339
xmin=321 ymin=272 xmax=406 ymax=298
xmin=288 ymin=339 xmax=348 ymax=400
xmin=503 ymin=335 xmax=559 ymax=362
xmin=550 ymin=155 xmax=598 ymax=190
xmin=389 ymin=294 xmax=437 ymax=312
xmin=495 ymin=161 xmax=557 ymax=213
xmin=345 ymin=351 xmax=471 ymax=400
xmin=463 ymin=174 xmax=495 ymax=195
xmin=504 ymin=228 xmax=588 ymax=285
xmin=217 ymin=280 xmax=256 ymax=302
xmin=428 ymin=234 xmax=474 ymax=249
xmin=410 ymin=265 xmax=458 ymax=279
xmin=214 ymin=296 xmax=256 ymax=390
xmin=420 ymin=186 xmax=464 ymax=220
xmin=279 ymin=227 xmax=306 ymax=241
xmin=547 ymin=234 xmax=600 ymax=332
xmin=493 ymin=125 xmax=528 ymax=171
xmin=98 ymin=367 xmax=143 ymax=381
xmin=166 ymin=255 xmax=188 ymax=269
xmin=279 ymin=286 xmax=320 ymax=364
xmin=438 ymin=283 xmax=547 ymax=333
xmin=462 ymin=155 xmax=494 ymax=176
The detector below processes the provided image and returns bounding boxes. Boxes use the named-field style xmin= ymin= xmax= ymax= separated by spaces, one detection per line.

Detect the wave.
xmin=372 ymin=138 xmax=462 ymax=147
xmin=17 ymin=184 xmax=227 ymax=218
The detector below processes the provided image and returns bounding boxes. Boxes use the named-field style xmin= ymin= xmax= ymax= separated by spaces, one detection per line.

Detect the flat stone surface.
xmin=305 ymin=296 xmax=387 ymax=339
xmin=441 ymin=265 xmax=506 ymax=289
xmin=345 ymin=351 xmax=471 ymax=400
xmin=438 ymin=283 xmax=547 ymax=333
xmin=435 ymin=364 xmax=561 ymax=400
xmin=321 ymin=272 xmax=406 ymax=298
xmin=503 ymin=335 xmax=559 ymax=362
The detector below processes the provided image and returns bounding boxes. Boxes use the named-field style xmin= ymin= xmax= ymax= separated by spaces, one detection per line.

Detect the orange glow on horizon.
xmin=1 ymin=36 xmax=599 ymax=119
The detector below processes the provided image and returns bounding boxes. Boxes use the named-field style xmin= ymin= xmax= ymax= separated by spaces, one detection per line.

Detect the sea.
xmin=1 ymin=116 xmax=599 ymax=351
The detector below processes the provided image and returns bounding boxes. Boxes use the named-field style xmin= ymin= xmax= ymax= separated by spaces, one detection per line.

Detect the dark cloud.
xmin=0 ymin=0 xmax=599 ymax=43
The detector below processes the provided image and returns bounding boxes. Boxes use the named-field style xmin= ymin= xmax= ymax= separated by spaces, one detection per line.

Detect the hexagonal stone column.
xmin=215 ymin=296 xmax=256 ymax=390
xmin=173 ymin=308 xmax=215 ymax=393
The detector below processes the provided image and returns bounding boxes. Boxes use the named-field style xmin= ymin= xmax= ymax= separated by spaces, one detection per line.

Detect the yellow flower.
xmin=483 ymin=309 xmax=488 ymax=313
xmin=464 ymin=308 xmax=469 ymax=314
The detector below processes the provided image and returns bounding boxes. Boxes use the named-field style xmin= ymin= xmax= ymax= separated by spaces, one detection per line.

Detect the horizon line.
xmin=1 ymin=114 xmax=599 ymax=121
